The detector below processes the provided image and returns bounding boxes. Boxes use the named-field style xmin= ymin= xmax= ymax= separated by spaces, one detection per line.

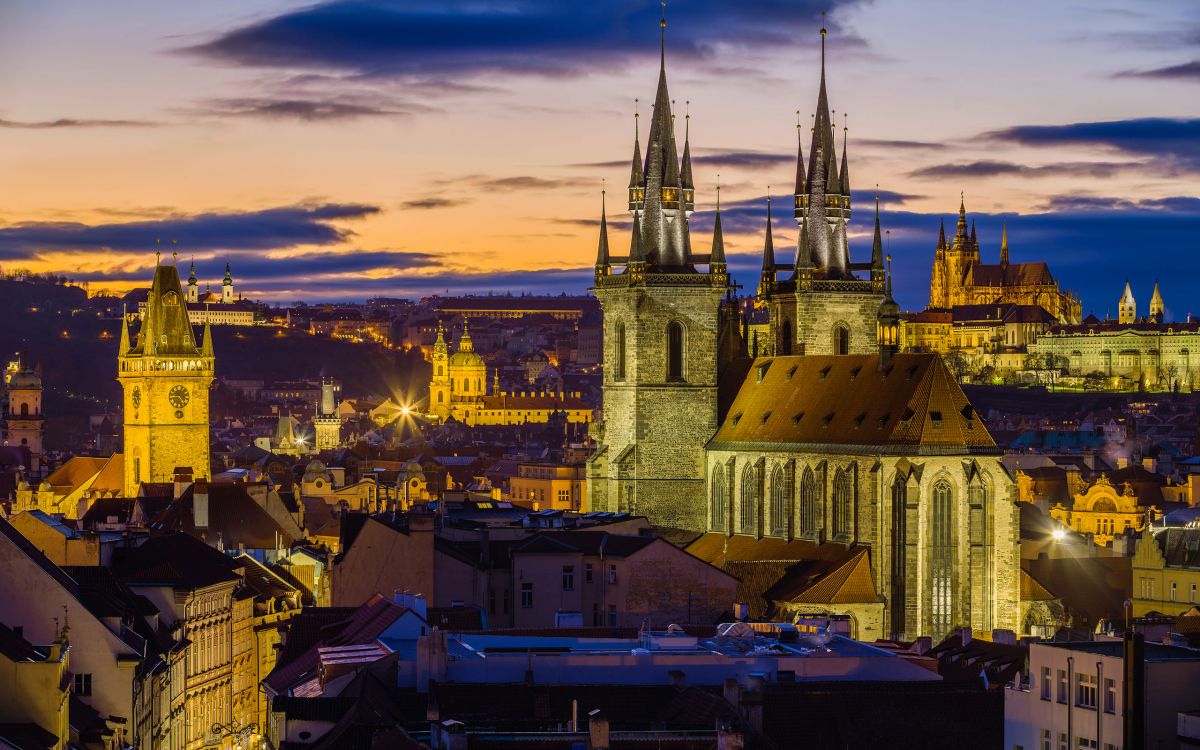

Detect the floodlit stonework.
xmin=117 ymin=260 xmax=214 ymax=497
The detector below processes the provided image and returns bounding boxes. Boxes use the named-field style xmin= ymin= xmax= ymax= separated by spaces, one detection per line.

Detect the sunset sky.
xmin=0 ymin=0 xmax=1196 ymax=315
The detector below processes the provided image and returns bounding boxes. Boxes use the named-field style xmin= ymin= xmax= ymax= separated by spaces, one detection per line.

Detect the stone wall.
xmin=770 ymin=289 xmax=883 ymax=356
xmin=706 ymin=448 xmax=1020 ymax=640
xmin=588 ymin=282 xmax=725 ymax=530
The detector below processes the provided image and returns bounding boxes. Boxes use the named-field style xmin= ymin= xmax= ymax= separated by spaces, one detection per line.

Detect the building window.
xmin=780 ymin=320 xmax=793 ymax=356
xmin=667 ymin=321 xmax=685 ymax=381
xmin=488 ymin=589 xmax=496 ymax=614
xmin=833 ymin=325 xmax=850 ymax=355
xmin=1041 ymin=667 xmax=1051 ymax=701
xmin=73 ymin=673 xmax=92 ymax=696
xmin=1075 ymin=673 xmax=1097 ymax=709
xmin=769 ymin=465 xmax=787 ymax=536
xmin=607 ymin=605 xmax=617 ymax=626
xmin=711 ymin=465 xmax=728 ymax=532
xmin=931 ymin=481 xmax=954 ymax=641
xmin=585 ymin=563 xmax=594 ymax=584
xmin=1103 ymin=678 xmax=1116 ymax=713
xmin=520 ymin=583 xmax=533 ymax=609
xmin=614 ymin=323 xmax=626 ymax=381
xmin=608 ymin=564 xmax=618 ymax=584
xmin=890 ymin=475 xmax=908 ymax=638
xmin=562 ymin=566 xmax=574 ymax=591
xmin=1057 ymin=669 xmax=1068 ymax=703
xmin=1058 ymin=732 xmax=1067 ymax=750
xmin=740 ymin=464 xmax=759 ymax=534
xmin=832 ymin=468 xmax=852 ymax=538
xmin=1040 ymin=729 xmax=1051 ymax=750
xmin=1192 ymin=583 xmax=1197 ymax=603
xmin=799 ymin=467 xmax=817 ymax=536
xmin=1171 ymin=582 xmax=1177 ymax=601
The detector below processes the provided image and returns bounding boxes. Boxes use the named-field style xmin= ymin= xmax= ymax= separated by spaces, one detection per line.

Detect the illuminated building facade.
xmin=118 ymin=258 xmax=214 ymax=498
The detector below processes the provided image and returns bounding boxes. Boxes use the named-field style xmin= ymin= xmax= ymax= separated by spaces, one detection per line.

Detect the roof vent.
xmin=877 ymin=413 xmax=890 ymax=429
xmin=930 ymin=411 xmax=944 ymax=429
xmin=853 ymin=413 xmax=866 ymax=429
xmin=819 ymin=365 xmax=831 ymax=380
xmin=849 ymin=366 xmax=862 ymax=380
xmin=760 ymin=411 xmax=772 ymax=425
xmin=821 ymin=412 xmax=834 ymax=428
xmin=731 ymin=412 xmax=743 ymax=427
xmin=791 ymin=412 xmax=804 ymax=425
xmin=786 ymin=366 xmax=798 ymax=381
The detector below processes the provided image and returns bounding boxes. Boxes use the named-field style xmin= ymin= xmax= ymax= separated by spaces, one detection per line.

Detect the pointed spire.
xmin=870 ymin=190 xmax=884 ymax=277
xmin=628 ymin=213 xmax=644 ymax=264
xmin=1150 ymin=278 xmax=1164 ymax=321
xmin=793 ymin=110 xmax=806 ymax=202
xmin=1000 ymin=222 xmax=1009 ymax=266
xmin=969 ymin=220 xmax=977 ymax=248
xmin=628 ymin=101 xmax=644 ymax=191
xmin=595 ymin=189 xmax=611 ymax=277
xmin=188 ymin=259 xmax=197 ymax=284
xmin=660 ymin=1 xmax=667 ymax=70
xmin=759 ymin=191 xmax=776 ymax=297
xmin=710 ymin=177 xmax=726 ymax=271
xmin=201 ymin=315 xmax=214 ymax=358
xmin=955 ymin=192 xmax=968 ymax=241
xmin=224 ymin=260 xmax=232 ymax=283
xmin=937 ymin=218 xmax=946 ymax=250
xmin=840 ymin=114 xmax=850 ymax=195
xmin=681 ymin=102 xmax=693 ymax=191
xmin=118 ymin=306 xmax=131 ymax=354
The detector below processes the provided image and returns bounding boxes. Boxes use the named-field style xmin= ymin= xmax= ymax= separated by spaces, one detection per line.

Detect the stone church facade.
xmin=588 ymin=22 xmax=1021 ymax=641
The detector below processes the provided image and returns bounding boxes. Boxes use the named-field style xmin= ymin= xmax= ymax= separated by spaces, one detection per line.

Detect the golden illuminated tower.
xmin=5 ymin=365 xmax=44 ymax=473
xmin=118 ymin=257 xmax=214 ymax=497
xmin=428 ymin=322 xmax=451 ymax=419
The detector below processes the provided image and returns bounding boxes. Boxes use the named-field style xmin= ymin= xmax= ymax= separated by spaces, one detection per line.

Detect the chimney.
xmin=723 ymin=677 xmax=740 ymax=708
xmin=716 ymin=719 xmax=746 ymax=750
xmin=436 ymin=720 xmax=467 ymax=750
xmin=193 ymin=479 xmax=209 ymax=529
xmin=991 ymin=629 xmax=1016 ymax=645
xmin=587 ymin=709 xmax=610 ymax=750
xmin=173 ymin=467 xmax=194 ymax=499
xmin=1143 ymin=456 xmax=1157 ymax=473
xmin=733 ymin=602 xmax=749 ymax=622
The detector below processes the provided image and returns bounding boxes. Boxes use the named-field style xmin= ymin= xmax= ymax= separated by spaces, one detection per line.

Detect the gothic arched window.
xmin=832 ymin=468 xmax=852 ymax=538
xmin=667 ymin=321 xmax=685 ymax=381
xmin=711 ymin=465 xmax=727 ymax=532
xmin=799 ymin=467 xmax=817 ymax=536
xmin=890 ymin=474 xmax=908 ymax=638
xmin=739 ymin=463 xmax=758 ymax=534
xmin=615 ymin=323 xmax=626 ymax=381
xmin=833 ymin=325 xmax=850 ymax=356
xmin=931 ymin=480 xmax=954 ymax=640
xmin=770 ymin=465 xmax=787 ymax=535
xmin=780 ymin=320 xmax=793 ymax=356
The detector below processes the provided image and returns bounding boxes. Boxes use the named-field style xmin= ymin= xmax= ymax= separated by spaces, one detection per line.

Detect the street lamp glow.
xmin=1051 ymin=528 xmax=1066 ymax=541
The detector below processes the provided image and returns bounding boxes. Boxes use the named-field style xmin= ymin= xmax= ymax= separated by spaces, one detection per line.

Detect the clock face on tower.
xmin=168 ymin=385 xmax=190 ymax=409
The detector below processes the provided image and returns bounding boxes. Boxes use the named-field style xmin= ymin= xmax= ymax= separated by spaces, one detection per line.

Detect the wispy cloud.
xmin=401 ymin=197 xmax=469 ymax=210
xmin=983 ymin=117 xmax=1200 ymax=171
xmin=189 ymin=97 xmax=419 ymax=121
xmin=0 ymin=117 xmax=159 ymax=129
xmin=1114 ymin=60 xmax=1200 ymax=82
xmin=907 ymin=159 xmax=1139 ymax=180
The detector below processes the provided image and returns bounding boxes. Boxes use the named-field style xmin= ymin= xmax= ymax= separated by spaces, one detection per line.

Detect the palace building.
xmin=119 ymin=257 xmax=215 ymax=497
xmin=1031 ymin=280 xmax=1197 ymax=390
xmin=928 ymin=202 xmax=1081 ymax=324
xmin=134 ymin=259 xmax=259 ymax=326
xmin=587 ymin=19 xmax=1021 ymax=641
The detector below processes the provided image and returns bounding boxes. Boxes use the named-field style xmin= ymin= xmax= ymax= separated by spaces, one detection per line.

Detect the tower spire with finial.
xmin=710 ymin=174 xmax=726 ymax=278
xmin=595 ymin=186 xmax=610 ymax=280
xmin=1000 ymin=222 xmax=1009 ymax=267
xmin=758 ymin=189 xmax=776 ymax=297
xmin=681 ymin=99 xmax=694 ymax=214
xmin=870 ymin=186 xmax=884 ymax=282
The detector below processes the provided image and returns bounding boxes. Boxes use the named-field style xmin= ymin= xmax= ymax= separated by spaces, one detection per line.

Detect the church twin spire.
xmin=595 ymin=4 xmax=725 ymax=286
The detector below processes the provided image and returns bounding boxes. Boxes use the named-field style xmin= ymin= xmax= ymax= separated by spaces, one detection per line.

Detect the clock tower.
xmin=118 ymin=257 xmax=214 ymax=497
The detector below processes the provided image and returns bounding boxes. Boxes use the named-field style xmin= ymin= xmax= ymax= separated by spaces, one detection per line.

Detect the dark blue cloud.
xmin=908 ymin=160 xmax=1136 ymax=180
xmin=1115 ymin=60 xmax=1200 ymax=82
xmin=986 ymin=118 xmax=1200 ymax=171
xmin=0 ymin=203 xmax=379 ymax=258
xmin=184 ymin=0 xmax=862 ymax=79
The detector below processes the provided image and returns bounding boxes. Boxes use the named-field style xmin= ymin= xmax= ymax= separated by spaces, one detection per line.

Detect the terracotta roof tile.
xmin=711 ymin=354 xmax=995 ymax=452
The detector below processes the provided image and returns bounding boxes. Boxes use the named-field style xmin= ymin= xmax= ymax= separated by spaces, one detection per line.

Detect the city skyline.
xmin=0 ymin=0 xmax=1197 ymax=313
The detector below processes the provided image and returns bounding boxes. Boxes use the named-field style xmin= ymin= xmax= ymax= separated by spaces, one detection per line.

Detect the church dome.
xmin=448 ymin=349 xmax=485 ymax=368
xmin=7 ymin=371 xmax=41 ymax=389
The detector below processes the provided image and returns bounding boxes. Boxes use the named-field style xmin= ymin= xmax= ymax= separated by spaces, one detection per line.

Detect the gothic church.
xmin=587 ymin=20 xmax=1022 ymax=642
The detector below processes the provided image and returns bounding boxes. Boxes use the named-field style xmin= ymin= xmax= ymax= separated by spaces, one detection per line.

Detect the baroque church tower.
xmin=586 ymin=11 xmax=732 ymax=529
xmin=118 ymin=256 xmax=214 ymax=497
xmin=760 ymin=25 xmax=885 ymax=356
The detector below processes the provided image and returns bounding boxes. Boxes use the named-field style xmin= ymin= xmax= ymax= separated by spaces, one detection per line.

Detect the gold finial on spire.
xmin=716 ymin=172 xmax=721 ymax=209
xmin=796 ymin=109 xmax=801 ymax=129
xmin=660 ymin=1 xmax=667 ymax=64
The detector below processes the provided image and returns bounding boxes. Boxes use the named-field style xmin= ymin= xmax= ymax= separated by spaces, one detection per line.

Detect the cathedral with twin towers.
xmin=587 ymin=16 xmax=1024 ymax=642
